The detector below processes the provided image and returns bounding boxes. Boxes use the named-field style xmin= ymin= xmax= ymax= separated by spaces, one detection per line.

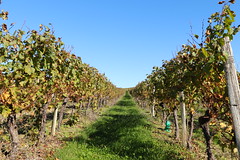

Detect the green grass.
xmin=54 ymin=93 xmax=191 ymax=160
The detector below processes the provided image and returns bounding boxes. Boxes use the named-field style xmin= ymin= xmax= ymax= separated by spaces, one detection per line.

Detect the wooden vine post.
xmin=51 ymin=106 xmax=59 ymax=136
xmin=180 ymin=91 xmax=187 ymax=147
xmin=223 ymin=36 xmax=240 ymax=157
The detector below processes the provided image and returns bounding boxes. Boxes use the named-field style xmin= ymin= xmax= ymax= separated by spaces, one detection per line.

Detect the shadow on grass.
xmin=61 ymin=96 xmax=185 ymax=160
xmin=116 ymin=100 xmax=135 ymax=106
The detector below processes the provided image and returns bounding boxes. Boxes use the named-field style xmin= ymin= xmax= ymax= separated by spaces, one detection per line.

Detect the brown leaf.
xmin=218 ymin=1 xmax=225 ymax=4
xmin=205 ymin=37 xmax=211 ymax=43
xmin=2 ymin=11 xmax=8 ymax=20
xmin=4 ymin=11 xmax=8 ymax=16
xmin=229 ymin=0 xmax=235 ymax=4
xmin=2 ymin=23 xmax=7 ymax=31
xmin=39 ymin=24 xmax=43 ymax=31
xmin=206 ymin=30 xmax=211 ymax=35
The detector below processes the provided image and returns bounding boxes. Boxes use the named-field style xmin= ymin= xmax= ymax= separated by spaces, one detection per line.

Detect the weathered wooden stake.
xmin=224 ymin=36 xmax=240 ymax=157
xmin=51 ymin=107 xmax=58 ymax=136
xmin=180 ymin=91 xmax=187 ymax=147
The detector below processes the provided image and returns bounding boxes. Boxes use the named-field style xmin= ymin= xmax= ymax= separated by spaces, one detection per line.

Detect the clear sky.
xmin=1 ymin=0 xmax=240 ymax=88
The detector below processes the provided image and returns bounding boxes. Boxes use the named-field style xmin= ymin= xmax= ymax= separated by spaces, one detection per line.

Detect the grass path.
xmin=54 ymin=93 xmax=191 ymax=160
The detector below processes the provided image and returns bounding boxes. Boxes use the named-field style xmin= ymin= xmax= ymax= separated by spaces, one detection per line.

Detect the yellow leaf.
xmin=190 ymin=108 xmax=195 ymax=114
xmin=1 ymin=108 xmax=11 ymax=118
xmin=226 ymin=126 xmax=232 ymax=133
xmin=1 ymin=92 xmax=10 ymax=101
xmin=4 ymin=92 xmax=10 ymax=99
xmin=233 ymin=148 xmax=238 ymax=153
xmin=220 ymin=122 xmax=227 ymax=128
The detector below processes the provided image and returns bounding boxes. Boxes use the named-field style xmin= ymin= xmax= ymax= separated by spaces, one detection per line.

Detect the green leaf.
xmin=19 ymin=80 xmax=27 ymax=87
xmin=201 ymin=48 xmax=209 ymax=57
xmin=24 ymin=65 xmax=35 ymax=75
xmin=0 ymin=107 xmax=11 ymax=118
xmin=40 ymin=36 xmax=46 ymax=41
xmin=194 ymin=34 xmax=199 ymax=39
xmin=18 ymin=54 xmax=24 ymax=60
xmin=214 ymin=25 xmax=223 ymax=30
xmin=191 ymin=52 xmax=196 ymax=57
xmin=208 ymin=55 xmax=215 ymax=63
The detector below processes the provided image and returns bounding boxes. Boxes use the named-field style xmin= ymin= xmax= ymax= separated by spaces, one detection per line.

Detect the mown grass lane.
xmin=54 ymin=93 xmax=187 ymax=160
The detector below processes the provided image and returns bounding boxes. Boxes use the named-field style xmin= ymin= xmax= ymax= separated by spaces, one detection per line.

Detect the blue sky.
xmin=1 ymin=0 xmax=240 ymax=88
